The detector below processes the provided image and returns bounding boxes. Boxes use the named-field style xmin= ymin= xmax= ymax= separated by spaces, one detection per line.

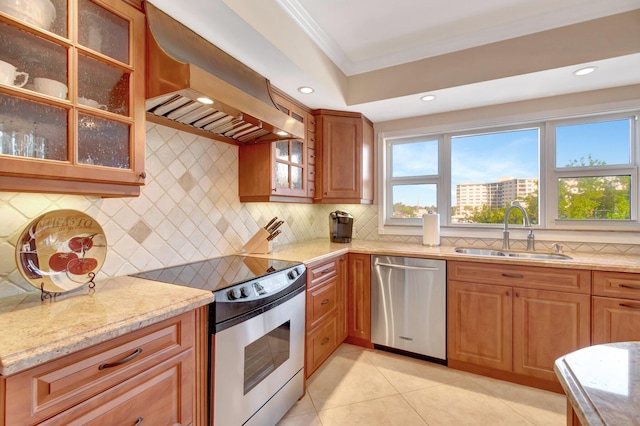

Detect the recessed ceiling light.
xmin=297 ymin=86 xmax=314 ymax=94
xmin=197 ymin=96 xmax=214 ymax=104
xmin=420 ymin=94 xmax=436 ymax=102
xmin=573 ymin=67 xmax=597 ymax=76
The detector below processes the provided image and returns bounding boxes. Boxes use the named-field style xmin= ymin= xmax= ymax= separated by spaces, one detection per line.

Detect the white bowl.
xmin=0 ymin=0 xmax=56 ymax=31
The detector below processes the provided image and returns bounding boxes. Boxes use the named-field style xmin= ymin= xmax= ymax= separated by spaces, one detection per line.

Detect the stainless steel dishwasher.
xmin=371 ymin=255 xmax=447 ymax=363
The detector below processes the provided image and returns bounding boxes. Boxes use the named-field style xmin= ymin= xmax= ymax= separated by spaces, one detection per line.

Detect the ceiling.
xmin=147 ymin=0 xmax=640 ymax=123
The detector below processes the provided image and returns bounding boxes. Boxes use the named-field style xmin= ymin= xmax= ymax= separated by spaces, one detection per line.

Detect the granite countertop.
xmin=0 ymin=275 xmax=213 ymax=376
xmin=260 ymin=239 xmax=640 ymax=273
xmin=554 ymin=342 xmax=640 ymax=425
xmin=2 ymin=238 xmax=638 ymax=377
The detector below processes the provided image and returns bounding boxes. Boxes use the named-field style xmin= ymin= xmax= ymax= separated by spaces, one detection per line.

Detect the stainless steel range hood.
xmin=145 ymin=3 xmax=304 ymax=144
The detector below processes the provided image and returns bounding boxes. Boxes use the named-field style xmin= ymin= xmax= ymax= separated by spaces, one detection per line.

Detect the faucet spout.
xmin=502 ymin=203 xmax=533 ymax=251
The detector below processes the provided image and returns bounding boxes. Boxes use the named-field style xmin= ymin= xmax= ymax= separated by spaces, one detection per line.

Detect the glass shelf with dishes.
xmin=0 ymin=0 xmax=67 ymax=37
xmin=0 ymin=0 xmax=145 ymax=196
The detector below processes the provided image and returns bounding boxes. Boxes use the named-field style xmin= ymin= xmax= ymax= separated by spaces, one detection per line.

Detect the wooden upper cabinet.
xmin=313 ymin=109 xmax=374 ymax=204
xmin=239 ymin=89 xmax=314 ymax=202
xmin=0 ymin=0 xmax=146 ymax=197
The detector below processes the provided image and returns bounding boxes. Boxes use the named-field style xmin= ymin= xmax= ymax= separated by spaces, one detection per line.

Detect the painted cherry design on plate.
xmin=48 ymin=252 xmax=79 ymax=272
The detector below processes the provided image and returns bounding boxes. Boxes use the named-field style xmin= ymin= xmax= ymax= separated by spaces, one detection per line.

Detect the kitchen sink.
xmin=454 ymin=247 xmax=571 ymax=260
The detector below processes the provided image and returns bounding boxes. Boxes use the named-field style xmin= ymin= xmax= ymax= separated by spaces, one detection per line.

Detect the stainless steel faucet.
xmin=502 ymin=203 xmax=535 ymax=251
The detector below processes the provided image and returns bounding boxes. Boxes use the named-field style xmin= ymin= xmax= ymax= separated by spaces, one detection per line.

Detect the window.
xmin=451 ymin=128 xmax=539 ymax=225
xmin=550 ymin=117 xmax=635 ymax=222
xmin=382 ymin=112 xmax=638 ymax=231
xmin=386 ymin=138 xmax=440 ymax=223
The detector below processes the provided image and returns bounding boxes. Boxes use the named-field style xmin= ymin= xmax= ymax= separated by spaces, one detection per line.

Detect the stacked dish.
xmin=0 ymin=0 xmax=56 ymax=31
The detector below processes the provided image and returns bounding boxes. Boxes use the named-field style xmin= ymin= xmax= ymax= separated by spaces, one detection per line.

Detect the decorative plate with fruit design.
xmin=15 ymin=210 xmax=107 ymax=293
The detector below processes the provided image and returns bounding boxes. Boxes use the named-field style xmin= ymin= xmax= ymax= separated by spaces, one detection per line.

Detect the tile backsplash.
xmin=1 ymin=122 xmax=638 ymax=296
xmin=0 ymin=123 xmax=380 ymax=296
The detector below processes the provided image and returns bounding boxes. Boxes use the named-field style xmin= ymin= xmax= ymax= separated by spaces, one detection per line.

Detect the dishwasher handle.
xmin=374 ymin=261 xmax=440 ymax=272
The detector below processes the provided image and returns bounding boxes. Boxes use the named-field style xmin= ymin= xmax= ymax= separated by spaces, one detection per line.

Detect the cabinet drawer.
xmin=448 ymin=261 xmax=590 ymax=294
xmin=593 ymin=271 xmax=640 ymax=300
xmin=306 ymin=316 xmax=338 ymax=377
xmin=592 ymin=296 xmax=640 ymax=344
xmin=308 ymin=164 xmax=316 ymax=180
xmin=308 ymin=259 xmax=338 ymax=288
xmin=307 ymin=277 xmax=338 ymax=329
xmin=308 ymin=148 xmax=316 ymax=165
xmin=5 ymin=311 xmax=194 ymax=425
xmin=40 ymin=350 xmax=193 ymax=426
xmin=307 ymin=113 xmax=317 ymax=133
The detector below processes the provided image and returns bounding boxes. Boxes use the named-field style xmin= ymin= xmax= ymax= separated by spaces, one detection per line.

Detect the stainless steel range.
xmin=132 ymin=255 xmax=306 ymax=426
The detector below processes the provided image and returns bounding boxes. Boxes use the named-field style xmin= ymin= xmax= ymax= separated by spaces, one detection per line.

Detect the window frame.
xmin=544 ymin=113 xmax=639 ymax=229
xmin=379 ymin=111 xmax=640 ymax=235
xmin=385 ymin=135 xmax=443 ymax=227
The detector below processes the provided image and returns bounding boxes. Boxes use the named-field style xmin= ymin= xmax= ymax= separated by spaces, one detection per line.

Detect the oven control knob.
xmin=253 ymin=282 xmax=266 ymax=295
xmin=228 ymin=288 xmax=241 ymax=300
xmin=240 ymin=286 xmax=250 ymax=298
xmin=288 ymin=268 xmax=299 ymax=280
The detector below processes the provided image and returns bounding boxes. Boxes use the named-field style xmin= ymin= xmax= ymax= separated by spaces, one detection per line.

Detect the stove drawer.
xmin=4 ymin=311 xmax=194 ymax=426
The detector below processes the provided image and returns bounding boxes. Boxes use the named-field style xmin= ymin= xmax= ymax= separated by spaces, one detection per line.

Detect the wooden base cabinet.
xmin=2 ymin=310 xmax=199 ymax=426
xmin=305 ymin=254 xmax=346 ymax=378
xmin=345 ymin=253 xmax=372 ymax=348
xmin=448 ymin=280 xmax=512 ymax=372
xmin=448 ymin=261 xmax=591 ymax=391
xmin=592 ymin=271 xmax=640 ymax=344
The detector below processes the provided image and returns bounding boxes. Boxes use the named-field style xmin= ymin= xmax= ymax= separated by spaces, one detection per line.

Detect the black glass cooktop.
xmin=131 ymin=255 xmax=302 ymax=292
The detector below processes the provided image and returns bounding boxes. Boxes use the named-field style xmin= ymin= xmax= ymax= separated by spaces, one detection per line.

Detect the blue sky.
xmin=391 ymin=118 xmax=631 ymax=207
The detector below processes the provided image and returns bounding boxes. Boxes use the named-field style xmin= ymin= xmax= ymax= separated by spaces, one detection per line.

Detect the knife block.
xmin=242 ymin=228 xmax=272 ymax=254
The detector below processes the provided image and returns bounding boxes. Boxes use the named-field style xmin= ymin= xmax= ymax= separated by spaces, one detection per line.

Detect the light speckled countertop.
xmin=554 ymin=342 xmax=640 ymax=425
xmin=261 ymin=239 xmax=640 ymax=273
xmin=0 ymin=275 xmax=213 ymax=376
xmin=2 ymin=238 xmax=639 ymax=377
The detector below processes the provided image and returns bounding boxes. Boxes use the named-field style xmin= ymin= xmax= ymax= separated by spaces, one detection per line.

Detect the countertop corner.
xmin=0 ymin=275 xmax=213 ymax=376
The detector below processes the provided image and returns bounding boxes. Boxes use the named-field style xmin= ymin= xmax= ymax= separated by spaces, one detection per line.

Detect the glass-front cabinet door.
xmin=0 ymin=0 xmax=145 ymax=196
xmin=274 ymin=138 xmax=306 ymax=196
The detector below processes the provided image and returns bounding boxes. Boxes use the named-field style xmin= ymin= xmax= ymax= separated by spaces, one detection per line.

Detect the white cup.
xmin=0 ymin=60 xmax=29 ymax=87
xmin=34 ymin=77 xmax=67 ymax=99
xmin=78 ymin=96 xmax=107 ymax=110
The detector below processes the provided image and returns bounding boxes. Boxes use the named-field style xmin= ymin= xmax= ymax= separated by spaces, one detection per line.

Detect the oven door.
xmin=214 ymin=290 xmax=305 ymax=426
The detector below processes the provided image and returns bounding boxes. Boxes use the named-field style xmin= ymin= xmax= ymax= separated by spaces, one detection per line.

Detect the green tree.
xmin=558 ymin=156 xmax=630 ymax=220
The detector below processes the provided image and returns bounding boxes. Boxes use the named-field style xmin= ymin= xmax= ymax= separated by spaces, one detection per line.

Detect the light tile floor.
xmin=278 ymin=344 xmax=566 ymax=426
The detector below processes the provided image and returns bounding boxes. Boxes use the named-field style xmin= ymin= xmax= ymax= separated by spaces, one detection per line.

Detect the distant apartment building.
xmin=455 ymin=177 xmax=537 ymax=218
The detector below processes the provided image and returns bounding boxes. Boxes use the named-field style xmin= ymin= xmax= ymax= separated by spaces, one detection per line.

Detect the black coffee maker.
xmin=329 ymin=210 xmax=353 ymax=243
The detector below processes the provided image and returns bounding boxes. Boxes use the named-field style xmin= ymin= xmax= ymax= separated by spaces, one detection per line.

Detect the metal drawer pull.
xmin=619 ymin=303 xmax=640 ymax=309
xmin=620 ymin=284 xmax=640 ymax=290
xmin=134 ymin=416 xmax=144 ymax=426
xmin=375 ymin=262 xmax=439 ymax=271
xmin=501 ymin=273 xmax=524 ymax=278
xmin=321 ymin=337 xmax=330 ymax=345
xmin=99 ymin=348 xmax=143 ymax=370
xmin=319 ymin=268 xmax=332 ymax=274
xmin=321 ymin=299 xmax=330 ymax=305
